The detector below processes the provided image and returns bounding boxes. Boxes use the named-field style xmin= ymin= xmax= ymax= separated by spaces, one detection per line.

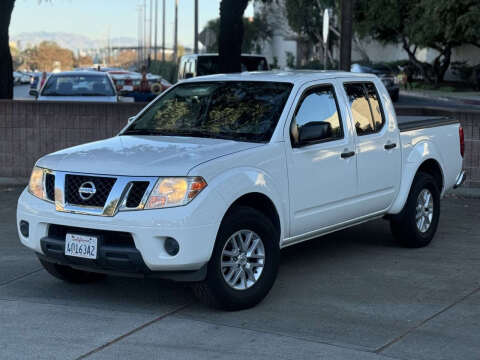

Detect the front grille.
xmin=48 ymin=224 xmax=135 ymax=248
xmin=126 ymin=181 xmax=150 ymax=208
xmin=65 ymin=174 xmax=116 ymax=207
xmin=45 ymin=173 xmax=55 ymax=201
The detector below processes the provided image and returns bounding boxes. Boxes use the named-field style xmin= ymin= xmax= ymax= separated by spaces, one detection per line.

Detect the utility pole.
xmin=162 ymin=0 xmax=166 ymax=62
xmin=143 ymin=0 xmax=147 ymax=66
xmin=194 ymin=0 xmax=198 ymax=54
xmin=149 ymin=0 xmax=153 ymax=64
xmin=339 ymin=0 xmax=353 ymax=71
xmin=173 ymin=0 xmax=178 ymax=62
xmin=137 ymin=4 xmax=144 ymax=67
xmin=154 ymin=0 xmax=158 ymax=61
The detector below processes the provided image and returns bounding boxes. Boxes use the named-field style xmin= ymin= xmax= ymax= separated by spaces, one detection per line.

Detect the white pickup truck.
xmin=17 ymin=71 xmax=466 ymax=310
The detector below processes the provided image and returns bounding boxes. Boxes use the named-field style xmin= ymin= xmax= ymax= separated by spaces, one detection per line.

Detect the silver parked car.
xmin=32 ymin=71 xmax=118 ymax=102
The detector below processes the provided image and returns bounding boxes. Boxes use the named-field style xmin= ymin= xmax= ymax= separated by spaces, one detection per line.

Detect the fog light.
xmin=164 ymin=237 xmax=179 ymax=256
xmin=20 ymin=220 xmax=29 ymax=237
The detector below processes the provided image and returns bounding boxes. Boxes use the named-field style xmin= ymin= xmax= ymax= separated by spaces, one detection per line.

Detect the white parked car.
xmin=32 ymin=71 xmax=117 ymax=102
xmin=17 ymin=71 xmax=465 ymax=310
xmin=13 ymin=71 xmax=30 ymax=84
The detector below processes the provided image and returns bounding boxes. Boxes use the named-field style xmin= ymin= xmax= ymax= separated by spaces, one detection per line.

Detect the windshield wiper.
xmin=77 ymin=93 xmax=111 ymax=96
xmin=121 ymin=129 xmax=165 ymax=136
xmin=42 ymin=93 xmax=71 ymax=96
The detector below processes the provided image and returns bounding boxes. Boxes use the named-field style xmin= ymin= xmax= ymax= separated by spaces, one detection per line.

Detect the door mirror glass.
xmin=29 ymin=89 xmax=39 ymax=97
xmin=298 ymin=121 xmax=332 ymax=145
xmin=185 ymin=72 xmax=194 ymax=79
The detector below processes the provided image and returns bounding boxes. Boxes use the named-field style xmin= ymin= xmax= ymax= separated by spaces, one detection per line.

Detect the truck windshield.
xmin=122 ymin=81 xmax=293 ymax=143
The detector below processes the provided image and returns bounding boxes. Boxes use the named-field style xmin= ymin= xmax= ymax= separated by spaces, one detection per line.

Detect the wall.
xmin=396 ymin=106 xmax=480 ymax=188
xmin=0 ymin=100 xmax=145 ymax=178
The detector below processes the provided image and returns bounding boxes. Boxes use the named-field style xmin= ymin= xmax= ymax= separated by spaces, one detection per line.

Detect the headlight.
xmin=28 ymin=166 xmax=48 ymax=200
xmin=145 ymin=177 xmax=207 ymax=209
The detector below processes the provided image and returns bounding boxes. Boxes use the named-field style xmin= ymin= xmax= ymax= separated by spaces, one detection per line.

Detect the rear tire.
xmin=390 ymin=172 xmax=441 ymax=248
xmin=193 ymin=206 xmax=280 ymax=310
xmin=39 ymin=258 xmax=106 ymax=284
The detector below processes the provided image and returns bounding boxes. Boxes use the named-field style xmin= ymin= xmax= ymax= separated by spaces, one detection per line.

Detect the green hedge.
xmin=149 ymin=61 xmax=178 ymax=84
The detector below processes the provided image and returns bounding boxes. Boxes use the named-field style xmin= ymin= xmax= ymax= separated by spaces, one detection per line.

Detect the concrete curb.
xmin=446 ymin=187 xmax=480 ymax=199
xmin=401 ymin=90 xmax=480 ymax=106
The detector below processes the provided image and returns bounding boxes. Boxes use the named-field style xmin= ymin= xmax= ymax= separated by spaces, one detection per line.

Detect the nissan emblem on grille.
xmin=78 ymin=181 xmax=96 ymax=200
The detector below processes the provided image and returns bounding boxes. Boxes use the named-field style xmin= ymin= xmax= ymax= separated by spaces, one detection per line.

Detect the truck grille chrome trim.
xmin=53 ymin=171 xmax=157 ymax=216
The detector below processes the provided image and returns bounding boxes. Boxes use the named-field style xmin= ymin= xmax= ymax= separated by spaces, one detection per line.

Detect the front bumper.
xmin=17 ymin=187 xmax=225 ymax=274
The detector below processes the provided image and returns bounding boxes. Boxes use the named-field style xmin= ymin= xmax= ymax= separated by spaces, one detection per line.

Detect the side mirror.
xmin=297 ymin=121 xmax=332 ymax=146
xmin=127 ymin=116 xmax=136 ymax=124
xmin=185 ymin=72 xmax=194 ymax=79
xmin=29 ymin=89 xmax=38 ymax=97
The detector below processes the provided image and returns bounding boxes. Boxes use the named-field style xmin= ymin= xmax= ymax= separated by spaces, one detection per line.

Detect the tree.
xmin=218 ymin=0 xmax=274 ymax=73
xmin=354 ymin=0 xmax=480 ymax=84
xmin=202 ymin=16 xmax=272 ymax=53
xmin=10 ymin=42 xmax=23 ymax=70
xmin=74 ymin=55 xmax=94 ymax=68
xmin=0 ymin=0 xmax=15 ymax=99
xmin=284 ymin=0 xmax=338 ymax=65
xmin=339 ymin=0 xmax=353 ymax=71
xmin=25 ymin=41 xmax=75 ymax=72
xmin=218 ymin=0 xmax=250 ymax=73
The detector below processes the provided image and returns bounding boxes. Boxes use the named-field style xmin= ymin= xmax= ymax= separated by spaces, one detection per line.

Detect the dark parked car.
xmin=351 ymin=63 xmax=400 ymax=102
xmin=178 ymin=54 xmax=269 ymax=81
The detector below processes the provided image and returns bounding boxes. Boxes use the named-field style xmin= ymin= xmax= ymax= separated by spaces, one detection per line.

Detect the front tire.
xmin=193 ymin=206 xmax=280 ymax=310
xmin=390 ymin=172 xmax=441 ymax=248
xmin=39 ymin=258 xmax=106 ymax=284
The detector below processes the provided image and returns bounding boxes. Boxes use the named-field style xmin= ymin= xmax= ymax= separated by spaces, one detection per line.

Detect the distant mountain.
xmin=11 ymin=32 xmax=137 ymax=51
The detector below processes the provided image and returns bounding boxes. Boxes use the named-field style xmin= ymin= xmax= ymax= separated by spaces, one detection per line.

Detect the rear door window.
xmin=365 ymin=83 xmax=385 ymax=130
xmin=344 ymin=82 xmax=385 ymax=136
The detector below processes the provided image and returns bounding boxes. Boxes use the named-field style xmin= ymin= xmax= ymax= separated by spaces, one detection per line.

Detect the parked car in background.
xmin=29 ymin=73 xmax=40 ymax=94
xmin=13 ymin=71 xmax=30 ymax=85
xmin=18 ymin=71 xmax=465 ymax=310
xmin=31 ymin=71 xmax=117 ymax=102
xmin=178 ymin=54 xmax=270 ymax=81
xmin=351 ymin=63 xmax=400 ymax=102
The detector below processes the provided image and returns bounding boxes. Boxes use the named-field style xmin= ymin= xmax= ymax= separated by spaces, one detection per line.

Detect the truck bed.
xmin=397 ymin=116 xmax=458 ymax=132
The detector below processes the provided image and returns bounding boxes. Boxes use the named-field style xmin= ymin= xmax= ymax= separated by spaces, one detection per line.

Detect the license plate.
xmin=122 ymin=85 xmax=134 ymax=91
xmin=65 ymin=233 xmax=98 ymax=259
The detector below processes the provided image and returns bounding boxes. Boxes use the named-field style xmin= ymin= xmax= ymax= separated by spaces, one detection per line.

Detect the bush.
xmin=450 ymin=61 xmax=474 ymax=82
xmin=149 ymin=61 xmax=178 ymax=84
xmin=297 ymin=59 xmax=338 ymax=70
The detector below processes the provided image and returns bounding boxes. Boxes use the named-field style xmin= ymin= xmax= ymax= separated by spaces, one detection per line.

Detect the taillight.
xmin=459 ymin=126 xmax=465 ymax=158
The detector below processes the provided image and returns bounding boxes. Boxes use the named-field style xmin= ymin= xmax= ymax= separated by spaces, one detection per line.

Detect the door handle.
xmin=384 ymin=143 xmax=397 ymax=150
xmin=341 ymin=151 xmax=355 ymax=159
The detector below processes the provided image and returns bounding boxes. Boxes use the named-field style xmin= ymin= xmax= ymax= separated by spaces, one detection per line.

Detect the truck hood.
xmin=36 ymin=135 xmax=262 ymax=176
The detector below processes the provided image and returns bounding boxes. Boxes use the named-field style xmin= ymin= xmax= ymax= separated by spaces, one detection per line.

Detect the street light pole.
xmin=154 ymin=0 xmax=158 ymax=61
xmin=194 ymin=0 xmax=198 ymax=54
xmin=143 ymin=0 xmax=147 ymax=66
xmin=162 ymin=0 xmax=166 ymax=62
xmin=149 ymin=0 xmax=153 ymax=63
xmin=174 ymin=0 xmax=178 ymax=62
xmin=137 ymin=5 xmax=142 ymax=67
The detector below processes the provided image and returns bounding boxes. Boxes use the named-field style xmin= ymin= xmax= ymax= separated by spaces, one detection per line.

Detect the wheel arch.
xmin=222 ymin=192 xmax=281 ymax=242
xmin=389 ymin=148 xmax=445 ymax=215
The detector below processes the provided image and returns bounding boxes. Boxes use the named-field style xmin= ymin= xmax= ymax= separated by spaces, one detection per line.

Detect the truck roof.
xmin=182 ymin=70 xmax=377 ymax=85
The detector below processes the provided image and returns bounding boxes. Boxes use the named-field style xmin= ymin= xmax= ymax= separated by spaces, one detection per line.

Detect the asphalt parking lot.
xmin=1 ymin=186 xmax=479 ymax=360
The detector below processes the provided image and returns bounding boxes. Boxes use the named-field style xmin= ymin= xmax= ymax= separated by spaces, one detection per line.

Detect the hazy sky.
xmin=10 ymin=0 xmax=254 ymax=48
